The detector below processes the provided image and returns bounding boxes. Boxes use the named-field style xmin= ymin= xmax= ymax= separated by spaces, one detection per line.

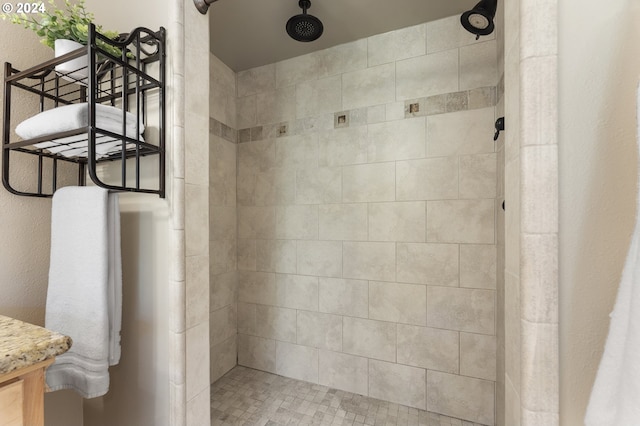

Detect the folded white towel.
xmin=33 ymin=134 xmax=138 ymax=159
xmin=45 ymin=186 xmax=122 ymax=398
xmin=585 ymin=84 xmax=640 ymax=425
xmin=16 ymin=103 xmax=143 ymax=139
xmin=15 ymin=103 xmax=144 ymax=159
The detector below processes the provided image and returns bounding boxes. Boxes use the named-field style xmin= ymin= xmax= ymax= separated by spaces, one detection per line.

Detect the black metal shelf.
xmin=2 ymin=24 xmax=166 ymax=198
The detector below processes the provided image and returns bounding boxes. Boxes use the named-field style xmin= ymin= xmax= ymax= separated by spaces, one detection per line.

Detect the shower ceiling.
xmin=209 ymin=0 xmax=474 ymax=71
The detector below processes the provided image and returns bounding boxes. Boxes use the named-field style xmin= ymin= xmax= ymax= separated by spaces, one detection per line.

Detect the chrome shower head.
xmin=286 ymin=0 xmax=324 ymax=42
xmin=461 ymin=0 xmax=498 ymax=38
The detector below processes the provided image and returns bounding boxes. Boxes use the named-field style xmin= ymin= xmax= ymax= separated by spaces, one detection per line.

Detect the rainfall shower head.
xmin=286 ymin=0 xmax=324 ymax=42
xmin=460 ymin=0 xmax=497 ymax=38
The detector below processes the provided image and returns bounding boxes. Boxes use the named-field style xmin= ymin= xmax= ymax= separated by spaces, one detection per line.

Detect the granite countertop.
xmin=0 ymin=315 xmax=72 ymax=376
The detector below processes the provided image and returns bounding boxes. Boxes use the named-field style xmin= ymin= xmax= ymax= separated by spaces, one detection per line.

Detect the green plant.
xmin=0 ymin=0 xmax=127 ymax=58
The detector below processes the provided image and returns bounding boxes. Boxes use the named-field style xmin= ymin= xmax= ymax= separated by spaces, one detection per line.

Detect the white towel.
xmin=585 ymin=85 xmax=640 ymax=425
xmin=32 ymin=135 xmax=139 ymax=159
xmin=15 ymin=103 xmax=144 ymax=159
xmin=45 ymin=186 xmax=122 ymax=398
xmin=107 ymin=192 xmax=122 ymax=365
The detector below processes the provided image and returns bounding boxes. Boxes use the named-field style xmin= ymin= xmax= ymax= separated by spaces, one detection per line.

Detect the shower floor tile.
xmin=211 ymin=366 xmax=487 ymax=426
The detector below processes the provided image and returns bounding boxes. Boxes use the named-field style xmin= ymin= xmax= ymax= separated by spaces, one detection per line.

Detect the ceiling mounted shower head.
xmin=460 ymin=0 xmax=497 ymax=38
xmin=286 ymin=0 xmax=324 ymax=42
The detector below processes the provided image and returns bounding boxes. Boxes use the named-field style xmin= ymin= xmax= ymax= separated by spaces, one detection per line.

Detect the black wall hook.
xmin=494 ymin=117 xmax=505 ymax=141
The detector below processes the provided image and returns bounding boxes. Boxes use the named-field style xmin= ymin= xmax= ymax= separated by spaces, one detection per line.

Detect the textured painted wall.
xmin=559 ymin=0 xmax=640 ymax=424
xmin=0 ymin=4 xmax=84 ymax=424
xmin=0 ymin=2 xmax=59 ymax=325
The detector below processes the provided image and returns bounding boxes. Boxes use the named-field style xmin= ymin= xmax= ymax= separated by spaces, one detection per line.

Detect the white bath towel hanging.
xmin=45 ymin=186 xmax=122 ymax=398
xmin=585 ymin=85 xmax=640 ymax=425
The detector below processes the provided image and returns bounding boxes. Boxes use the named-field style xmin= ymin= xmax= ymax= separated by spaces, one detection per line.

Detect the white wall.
xmin=85 ymin=2 xmax=167 ymax=31
xmin=79 ymin=1 xmax=172 ymax=425
xmin=82 ymin=195 xmax=170 ymax=426
xmin=0 ymin=6 xmax=86 ymax=425
xmin=0 ymin=3 xmax=59 ymax=327
xmin=559 ymin=0 xmax=640 ymax=424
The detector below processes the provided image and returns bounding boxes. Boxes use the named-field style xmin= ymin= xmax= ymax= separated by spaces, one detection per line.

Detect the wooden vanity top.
xmin=0 ymin=315 xmax=71 ymax=376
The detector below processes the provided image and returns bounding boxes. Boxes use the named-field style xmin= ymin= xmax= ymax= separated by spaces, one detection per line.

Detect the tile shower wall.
xmin=494 ymin=2 xmax=506 ymax=425
xmin=503 ymin=0 xmax=522 ymax=424
xmin=183 ymin=4 xmax=211 ymax=424
xmin=209 ymin=53 xmax=238 ymax=384
xmin=503 ymin=0 xmax=559 ymax=424
xmin=235 ymin=16 xmax=498 ymax=426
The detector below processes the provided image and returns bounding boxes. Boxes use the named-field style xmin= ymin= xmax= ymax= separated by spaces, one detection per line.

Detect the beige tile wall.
xmin=495 ymin=23 xmax=506 ymax=426
xmin=209 ymin=53 xmax=238 ymax=384
xmin=235 ymin=15 xmax=498 ymax=426
xmin=503 ymin=0 xmax=521 ymax=424
xmin=168 ymin=1 xmax=185 ymax=424
xmin=180 ymin=3 xmax=212 ymax=425
xmin=500 ymin=0 xmax=560 ymax=424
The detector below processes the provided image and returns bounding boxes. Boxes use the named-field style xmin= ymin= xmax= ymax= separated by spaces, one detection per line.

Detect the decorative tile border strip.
xmin=497 ymin=74 xmax=505 ymax=104
xmin=404 ymin=86 xmax=496 ymax=119
xmin=238 ymin=85 xmax=497 ymax=144
xmin=210 ymin=117 xmax=237 ymax=143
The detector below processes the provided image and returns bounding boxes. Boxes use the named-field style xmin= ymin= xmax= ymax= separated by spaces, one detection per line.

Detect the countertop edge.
xmin=0 ymin=315 xmax=72 ymax=376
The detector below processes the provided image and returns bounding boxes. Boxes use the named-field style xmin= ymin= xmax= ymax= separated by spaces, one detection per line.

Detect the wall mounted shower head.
xmin=193 ymin=0 xmax=218 ymax=15
xmin=286 ymin=0 xmax=324 ymax=42
xmin=460 ymin=0 xmax=497 ymax=38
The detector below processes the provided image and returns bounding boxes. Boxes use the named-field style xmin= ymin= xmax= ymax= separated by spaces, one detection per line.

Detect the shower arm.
xmin=194 ymin=0 xmax=218 ymax=15
xmin=300 ymin=0 xmax=310 ymax=14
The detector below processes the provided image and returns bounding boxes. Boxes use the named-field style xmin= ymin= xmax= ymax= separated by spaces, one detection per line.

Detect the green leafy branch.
xmin=1 ymin=0 xmax=129 ymax=58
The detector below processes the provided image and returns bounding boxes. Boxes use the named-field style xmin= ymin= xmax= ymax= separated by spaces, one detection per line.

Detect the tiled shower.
xmin=209 ymin=15 xmax=501 ymax=426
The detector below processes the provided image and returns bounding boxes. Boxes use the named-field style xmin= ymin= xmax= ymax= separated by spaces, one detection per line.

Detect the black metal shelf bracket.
xmin=2 ymin=24 xmax=166 ymax=198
